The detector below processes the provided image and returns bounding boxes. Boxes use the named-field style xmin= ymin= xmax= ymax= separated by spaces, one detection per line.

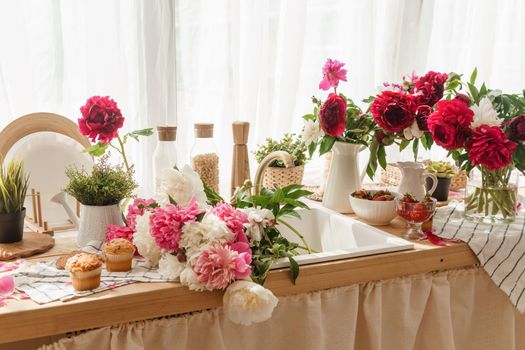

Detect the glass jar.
xmin=464 ymin=165 xmax=518 ymax=224
xmin=191 ymin=123 xmax=219 ymax=192
xmin=153 ymin=126 xmax=178 ymax=193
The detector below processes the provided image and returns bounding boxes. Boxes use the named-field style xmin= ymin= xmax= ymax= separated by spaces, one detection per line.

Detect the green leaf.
xmin=468 ymin=83 xmax=479 ymax=103
xmin=126 ymin=128 xmax=154 ymax=142
xmin=377 ymin=145 xmax=387 ymax=169
xmin=287 ymin=255 xmax=300 ymax=284
xmin=82 ymin=142 xmax=109 ymax=157
xmin=412 ymin=138 xmax=419 ymax=161
xmin=319 ymin=136 xmax=336 ymax=156
xmin=308 ymin=142 xmax=317 ymax=158
xmin=399 ymin=139 xmax=410 ymax=151
xmin=366 ymin=138 xmax=379 ymax=179
xmin=203 ymin=181 xmax=224 ymax=205
xmin=302 ymin=114 xmax=315 ymax=121
xmin=469 ymin=67 xmax=478 ymax=85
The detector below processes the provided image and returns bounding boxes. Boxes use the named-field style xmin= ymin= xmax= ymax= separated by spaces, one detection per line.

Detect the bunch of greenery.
xmin=426 ymin=161 xmax=457 ymax=179
xmin=0 ymin=160 xmax=29 ymax=214
xmin=254 ymin=133 xmax=307 ymax=168
xmin=204 ymin=182 xmax=313 ymax=285
xmin=64 ymin=155 xmax=137 ymax=206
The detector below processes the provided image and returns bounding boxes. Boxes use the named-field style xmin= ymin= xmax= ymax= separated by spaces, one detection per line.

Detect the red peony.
xmin=454 ymin=93 xmax=471 ymax=106
xmin=507 ymin=114 xmax=525 ymax=142
xmin=370 ymin=91 xmax=415 ymax=133
xmin=412 ymin=71 xmax=448 ymax=106
xmin=79 ymin=96 xmax=124 ymax=144
xmin=318 ymin=93 xmax=347 ymax=137
xmin=427 ymin=99 xmax=474 ymax=151
xmin=415 ymin=105 xmax=433 ymax=131
xmin=467 ymin=125 xmax=517 ymax=170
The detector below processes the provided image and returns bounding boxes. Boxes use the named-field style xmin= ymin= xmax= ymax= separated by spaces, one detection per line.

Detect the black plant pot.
xmin=0 ymin=209 xmax=26 ymax=243
xmin=426 ymin=177 xmax=451 ymax=202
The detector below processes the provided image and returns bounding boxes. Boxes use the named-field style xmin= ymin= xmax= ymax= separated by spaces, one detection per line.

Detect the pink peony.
xmin=149 ymin=198 xmax=204 ymax=253
xmin=105 ymin=224 xmax=134 ymax=242
xmin=211 ymin=203 xmax=249 ymax=243
xmin=319 ymin=58 xmax=348 ymax=91
xmin=126 ymin=198 xmax=157 ymax=231
xmin=230 ymin=242 xmax=253 ymax=279
xmin=79 ymin=96 xmax=124 ymax=144
xmin=194 ymin=244 xmax=251 ymax=290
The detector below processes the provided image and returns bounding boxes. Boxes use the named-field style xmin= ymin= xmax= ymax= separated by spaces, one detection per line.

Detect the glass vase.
xmin=464 ymin=166 xmax=518 ymax=224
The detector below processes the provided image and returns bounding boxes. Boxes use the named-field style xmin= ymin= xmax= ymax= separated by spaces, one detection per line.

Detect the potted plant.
xmin=254 ymin=133 xmax=307 ymax=189
xmin=426 ymin=161 xmax=456 ymax=201
xmin=0 ymin=160 xmax=29 ymax=243
xmin=65 ymin=155 xmax=137 ymax=246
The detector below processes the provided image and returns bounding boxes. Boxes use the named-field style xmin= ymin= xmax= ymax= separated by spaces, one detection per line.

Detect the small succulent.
xmin=254 ymin=133 xmax=307 ymax=168
xmin=426 ymin=161 xmax=457 ymax=179
xmin=0 ymin=160 xmax=30 ymax=214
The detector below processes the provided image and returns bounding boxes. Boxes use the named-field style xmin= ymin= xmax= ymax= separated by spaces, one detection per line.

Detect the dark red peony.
xmin=79 ymin=96 xmax=124 ymax=144
xmin=427 ymin=99 xmax=474 ymax=151
xmin=467 ymin=125 xmax=517 ymax=170
xmin=454 ymin=93 xmax=471 ymax=106
xmin=319 ymin=93 xmax=347 ymax=137
xmin=370 ymin=91 xmax=415 ymax=133
xmin=415 ymin=105 xmax=433 ymax=131
xmin=412 ymin=71 xmax=448 ymax=106
xmin=507 ymin=114 xmax=525 ymax=142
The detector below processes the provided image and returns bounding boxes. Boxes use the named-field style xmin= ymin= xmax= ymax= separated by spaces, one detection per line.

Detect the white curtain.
xmin=1 ymin=0 xmax=524 ymax=195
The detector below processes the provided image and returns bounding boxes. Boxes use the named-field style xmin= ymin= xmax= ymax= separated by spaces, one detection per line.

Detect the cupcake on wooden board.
xmin=65 ymin=253 xmax=104 ymax=291
xmin=103 ymin=238 xmax=135 ymax=272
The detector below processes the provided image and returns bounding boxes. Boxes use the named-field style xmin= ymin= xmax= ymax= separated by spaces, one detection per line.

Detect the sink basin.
xmin=272 ymin=200 xmax=413 ymax=268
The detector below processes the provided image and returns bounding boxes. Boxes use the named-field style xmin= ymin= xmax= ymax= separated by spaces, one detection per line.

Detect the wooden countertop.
xmin=0 ymin=216 xmax=479 ymax=344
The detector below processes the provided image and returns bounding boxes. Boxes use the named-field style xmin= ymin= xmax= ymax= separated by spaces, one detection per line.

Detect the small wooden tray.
xmin=0 ymin=232 xmax=55 ymax=261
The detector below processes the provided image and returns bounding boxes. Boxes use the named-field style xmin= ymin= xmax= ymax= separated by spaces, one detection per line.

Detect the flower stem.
xmin=116 ymin=135 xmax=131 ymax=173
xmin=278 ymin=218 xmax=313 ymax=254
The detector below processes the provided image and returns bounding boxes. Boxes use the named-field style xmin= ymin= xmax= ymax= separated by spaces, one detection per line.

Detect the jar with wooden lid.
xmin=153 ymin=126 xmax=178 ymax=193
xmin=191 ymin=123 xmax=219 ymax=192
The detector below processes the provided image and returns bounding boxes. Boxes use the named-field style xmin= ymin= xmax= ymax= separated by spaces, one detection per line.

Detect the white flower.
xmin=470 ymin=97 xmax=501 ymax=128
xmin=223 ymin=280 xmax=279 ymax=326
xmin=132 ymin=212 xmax=161 ymax=266
xmin=180 ymin=267 xmax=206 ymax=291
xmin=180 ymin=214 xmax=233 ymax=258
xmin=302 ymin=120 xmax=323 ymax=146
xmin=158 ymin=253 xmax=185 ymax=280
xmin=157 ymin=165 xmax=208 ymax=207
xmin=403 ymin=121 xmax=424 ymax=140
xmin=242 ymin=208 xmax=275 ymax=242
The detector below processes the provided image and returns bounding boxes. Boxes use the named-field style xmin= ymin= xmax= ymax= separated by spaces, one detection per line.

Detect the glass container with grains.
xmin=191 ymin=123 xmax=219 ymax=192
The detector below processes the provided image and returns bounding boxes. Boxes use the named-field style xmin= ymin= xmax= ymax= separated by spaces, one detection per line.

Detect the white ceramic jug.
xmin=77 ymin=204 xmax=124 ymax=247
xmin=322 ymin=142 xmax=366 ymax=213
xmin=395 ymin=161 xmax=438 ymax=201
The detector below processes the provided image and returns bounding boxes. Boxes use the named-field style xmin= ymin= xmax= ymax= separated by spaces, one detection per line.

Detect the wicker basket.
xmin=380 ymin=162 xmax=467 ymax=191
xmin=263 ymin=165 xmax=304 ymax=189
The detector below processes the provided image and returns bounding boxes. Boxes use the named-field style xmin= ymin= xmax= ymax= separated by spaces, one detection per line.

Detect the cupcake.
xmin=65 ymin=253 xmax=104 ymax=291
xmin=103 ymin=238 xmax=135 ymax=272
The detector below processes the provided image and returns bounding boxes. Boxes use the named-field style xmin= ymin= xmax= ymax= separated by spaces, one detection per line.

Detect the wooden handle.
xmin=232 ymin=121 xmax=250 ymax=145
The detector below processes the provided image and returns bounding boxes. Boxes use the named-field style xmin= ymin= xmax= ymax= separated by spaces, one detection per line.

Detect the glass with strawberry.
xmin=395 ymin=194 xmax=437 ymax=239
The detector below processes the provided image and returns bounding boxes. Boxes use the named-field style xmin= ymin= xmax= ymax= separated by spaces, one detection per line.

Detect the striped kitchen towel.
xmin=434 ymin=202 xmax=525 ymax=312
xmin=14 ymin=241 xmax=173 ymax=304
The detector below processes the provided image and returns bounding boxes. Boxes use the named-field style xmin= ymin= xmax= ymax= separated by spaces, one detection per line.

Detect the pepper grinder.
xmin=231 ymin=121 xmax=251 ymax=195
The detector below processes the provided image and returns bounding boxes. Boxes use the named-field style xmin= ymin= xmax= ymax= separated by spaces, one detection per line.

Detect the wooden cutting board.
xmin=0 ymin=232 xmax=55 ymax=261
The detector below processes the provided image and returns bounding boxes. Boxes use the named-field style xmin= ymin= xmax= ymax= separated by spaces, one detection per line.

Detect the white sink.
xmin=272 ymin=201 xmax=413 ymax=268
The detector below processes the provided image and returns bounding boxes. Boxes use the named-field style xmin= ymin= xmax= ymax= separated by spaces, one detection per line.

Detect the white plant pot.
xmin=77 ymin=204 xmax=123 ymax=247
xmin=322 ymin=142 xmax=366 ymax=214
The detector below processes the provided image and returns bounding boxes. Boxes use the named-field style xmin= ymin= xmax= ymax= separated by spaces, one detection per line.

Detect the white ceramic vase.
xmin=394 ymin=161 xmax=438 ymax=201
xmin=77 ymin=204 xmax=123 ymax=247
xmin=322 ymin=142 xmax=366 ymax=213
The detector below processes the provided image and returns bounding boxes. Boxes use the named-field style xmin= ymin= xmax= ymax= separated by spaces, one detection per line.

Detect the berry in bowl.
xmin=349 ymin=189 xmax=399 ymax=226
xmin=395 ymin=194 xmax=437 ymax=239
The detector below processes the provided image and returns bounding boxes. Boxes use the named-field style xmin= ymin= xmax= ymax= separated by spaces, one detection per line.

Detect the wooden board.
xmin=0 ymin=232 xmax=54 ymax=261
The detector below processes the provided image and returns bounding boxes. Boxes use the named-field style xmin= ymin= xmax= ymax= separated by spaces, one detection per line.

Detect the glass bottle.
xmin=153 ymin=126 xmax=178 ymax=193
xmin=191 ymin=123 xmax=219 ymax=192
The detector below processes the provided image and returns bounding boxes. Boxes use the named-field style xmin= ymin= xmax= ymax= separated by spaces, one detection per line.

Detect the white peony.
xmin=302 ymin=119 xmax=323 ymax=146
xmin=180 ymin=214 xmax=233 ymax=258
xmin=403 ymin=121 xmax=424 ymax=140
xmin=470 ymin=97 xmax=501 ymax=128
xmin=157 ymin=165 xmax=208 ymax=207
xmin=223 ymin=280 xmax=279 ymax=326
xmin=132 ymin=212 xmax=161 ymax=266
xmin=158 ymin=253 xmax=185 ymax=280
xmin=243 ymin=208 xmax=275 ymax=242
xmin=180 ymin=267 xmax=206 ymax=291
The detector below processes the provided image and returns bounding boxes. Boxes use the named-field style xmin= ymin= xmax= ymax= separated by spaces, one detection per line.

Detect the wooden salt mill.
xmin=231 ymin=121 xmax=251 ymax=195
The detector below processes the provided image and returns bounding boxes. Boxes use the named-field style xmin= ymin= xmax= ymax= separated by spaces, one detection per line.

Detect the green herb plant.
xmin=254 ymin=133 xmax=307 ymax=168
xmin=0 ymin=160 xmax=30 ymax=214
xmin=426 ymin=162 xmax=457 ymax=179
xmin=64 ymin=155 xmax=137 ymax=206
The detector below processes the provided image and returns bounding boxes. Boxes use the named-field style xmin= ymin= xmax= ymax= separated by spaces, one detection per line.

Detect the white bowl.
xmin=349 ymin=190 xmax=399 ymax=226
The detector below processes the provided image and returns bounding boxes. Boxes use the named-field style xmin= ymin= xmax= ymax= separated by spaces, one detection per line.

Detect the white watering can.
xmin=51 ymin=192 xmax=79 ymax=228
xmin=394 ymin=161 xmax=437 ymax=201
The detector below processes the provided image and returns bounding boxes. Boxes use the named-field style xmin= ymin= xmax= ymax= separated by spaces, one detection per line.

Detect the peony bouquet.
xmin=426 ymin=69 xmax=525 ymax=223
xmin=78 ymin=96 xmax=153 ymax=173
xmin=365 ymin=71 xmax=456 ymax=177
xmin=302 ymin=59 xmax=376 ymax=157
xmin=106 ymin=165 xmax=311 ymax=325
